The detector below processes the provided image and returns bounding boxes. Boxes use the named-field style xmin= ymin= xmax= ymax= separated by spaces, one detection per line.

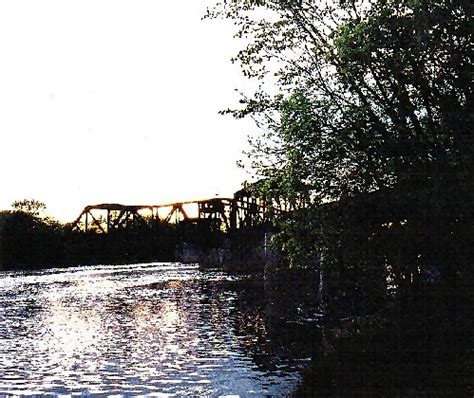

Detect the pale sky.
xmin=0 ymin=0 xmax=256 ymax=221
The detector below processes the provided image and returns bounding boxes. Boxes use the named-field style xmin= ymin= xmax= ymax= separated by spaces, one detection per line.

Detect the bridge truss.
xmin=71 ymin=191 xmax=272 ymax=234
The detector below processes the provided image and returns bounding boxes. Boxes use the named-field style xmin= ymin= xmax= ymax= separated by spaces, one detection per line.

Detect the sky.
xmin=0 ymin=0 xmax=257 ymax=221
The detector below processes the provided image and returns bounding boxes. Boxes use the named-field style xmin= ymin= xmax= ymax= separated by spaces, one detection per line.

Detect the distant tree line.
xmin=0 ymin=199 xmax=220 ymax=270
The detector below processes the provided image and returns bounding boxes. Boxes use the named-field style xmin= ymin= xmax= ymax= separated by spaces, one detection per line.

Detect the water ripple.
xmin=0 ymin=263 xmax=304 ymax=396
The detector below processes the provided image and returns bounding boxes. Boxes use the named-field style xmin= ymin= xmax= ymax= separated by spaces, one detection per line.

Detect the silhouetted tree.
xmin=209 ymin=0 xmax=472 ymax=292
xmin=208 ymin=0 xmax=471 ymax=200
xmin=11 ymin=199 xmax=47 ymax=217
xmin=208 ymin=3 xmax=472 ymax=394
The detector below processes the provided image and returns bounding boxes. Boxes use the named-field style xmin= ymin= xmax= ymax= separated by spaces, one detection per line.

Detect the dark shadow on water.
xmin=293 ymin=287 xmax=473 ymax=397
xmin=207 ymin=276 xmax=323 ymax=377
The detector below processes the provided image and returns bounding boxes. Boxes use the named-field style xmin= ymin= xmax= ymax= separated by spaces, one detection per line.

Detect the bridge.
xmin=71 ymin=189 xmax=273 ymax=234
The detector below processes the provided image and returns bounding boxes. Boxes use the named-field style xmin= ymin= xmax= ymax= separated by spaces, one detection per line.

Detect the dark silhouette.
xmin=0 ymin=190 xmax=269 ymax=270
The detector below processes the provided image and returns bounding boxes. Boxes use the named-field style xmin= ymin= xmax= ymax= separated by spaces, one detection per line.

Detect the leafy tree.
xmin=207 ymin=0 xmax=473 ymax=313
xmin=207 ymin=0 xmax=472 ymax=201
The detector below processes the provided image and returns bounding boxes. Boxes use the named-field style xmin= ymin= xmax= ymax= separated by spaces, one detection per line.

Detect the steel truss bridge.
xmin=71 ymin=190 xmax=277 ymax=234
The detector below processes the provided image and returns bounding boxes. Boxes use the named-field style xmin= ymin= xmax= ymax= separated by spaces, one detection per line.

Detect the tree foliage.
xmin=207 ymin=0 xmax=472 ymax=201
xmin=208 ymin=0 xmax=473 ymax=321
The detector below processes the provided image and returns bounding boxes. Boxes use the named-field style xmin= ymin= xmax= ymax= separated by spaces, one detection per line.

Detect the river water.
xmin=0 ymin=263 xmax=310 ymax=397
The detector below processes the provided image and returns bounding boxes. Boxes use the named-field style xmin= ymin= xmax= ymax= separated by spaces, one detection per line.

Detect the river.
xmin=0 ymin=262 xmax=311 ymax=397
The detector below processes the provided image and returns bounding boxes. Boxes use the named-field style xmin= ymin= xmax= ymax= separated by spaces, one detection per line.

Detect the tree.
xmin=11 ymin=199 xmax=47 ymax=218
xmin=207 ymin=0 xmax=472 ymax=202
xmin=207 ymin=0 xmax=473 ymax=311
xmin=208 ymin=6 xmax=472 ymax=393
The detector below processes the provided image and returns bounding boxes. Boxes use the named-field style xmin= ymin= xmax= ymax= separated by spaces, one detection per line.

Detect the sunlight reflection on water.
xmin=0 ymin=263 xmax=303 ymax=397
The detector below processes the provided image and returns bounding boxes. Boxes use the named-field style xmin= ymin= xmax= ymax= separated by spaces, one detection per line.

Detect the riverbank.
xmin=229 ymin=257 xmax=472 ymax=397
xmin=292 ymin=286 xmax=473 ymax=397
